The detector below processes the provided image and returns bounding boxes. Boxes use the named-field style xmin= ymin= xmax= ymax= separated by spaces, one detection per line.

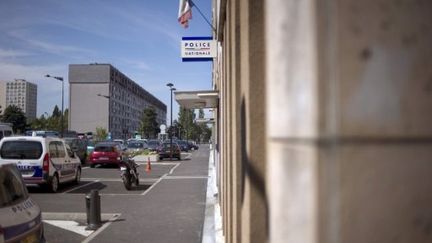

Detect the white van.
xmin=0 ymin=123 xmax=13 ymax=140
xmin=0 ymin=136 xmax=82 ymax=193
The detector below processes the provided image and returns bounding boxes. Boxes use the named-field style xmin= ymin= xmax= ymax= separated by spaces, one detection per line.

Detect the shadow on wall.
xmin=240 ymin=97 xmax=269 ymax=238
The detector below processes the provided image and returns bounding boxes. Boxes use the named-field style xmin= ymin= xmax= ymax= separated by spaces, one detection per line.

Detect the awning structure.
xmin=174 ymin=90 xmax=219 ymax=109
xmin=195 ymin=118 xmax=215 ymax=124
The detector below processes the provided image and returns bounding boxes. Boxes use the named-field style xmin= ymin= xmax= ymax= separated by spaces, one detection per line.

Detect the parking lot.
xmin=28 ymin=159 xmax=184 ymax=242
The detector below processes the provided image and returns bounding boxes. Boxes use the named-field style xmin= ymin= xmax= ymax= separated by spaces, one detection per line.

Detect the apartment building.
xmin=69 ymin=63 xmax=166 ymax=139
xmin=0 ymin=81 xmax=5 ymax=115
xmin=3 ymin=79 xmax=37 ymax=121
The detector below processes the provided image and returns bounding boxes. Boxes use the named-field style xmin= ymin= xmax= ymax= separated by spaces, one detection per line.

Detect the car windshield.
xmin=94 ymin=145 xmax=115 ymax=152
xmin=148 ymin=141 xmax=159 ymax=147
xmin=163 ymin=143 xmax=177 ymax=149
xmin=128 ymin=143 xmax=143 ymax=148
xmin=0 ymin=141 xmax=43 ymax=159
xmin=0 ymin=166 xmax=28 ymax=207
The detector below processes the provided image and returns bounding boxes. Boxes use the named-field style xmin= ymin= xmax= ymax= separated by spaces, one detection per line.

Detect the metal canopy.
xmin=174 ymin=90 xmax=219 ymax=109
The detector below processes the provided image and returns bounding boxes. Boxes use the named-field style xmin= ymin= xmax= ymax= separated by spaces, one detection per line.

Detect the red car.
xmin=88 ymin=142 xmax=124 ymax=167
xmin=158 ymin=142 xmax=181 ymax=160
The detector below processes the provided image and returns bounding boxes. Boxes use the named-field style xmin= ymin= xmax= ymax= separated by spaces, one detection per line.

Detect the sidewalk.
xmin=90 ymin=145 xmax=211 ymax=242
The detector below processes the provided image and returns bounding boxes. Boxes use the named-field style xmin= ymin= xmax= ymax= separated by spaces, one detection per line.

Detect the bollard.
xmin=85 ymin=189 xmax=102 ymax=230
xmin=85 ymin=193 xmax=91 ymax=225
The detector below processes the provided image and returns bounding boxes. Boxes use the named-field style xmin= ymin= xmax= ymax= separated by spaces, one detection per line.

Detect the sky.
xmin=0 ymin=0 xmax=213 ymax=122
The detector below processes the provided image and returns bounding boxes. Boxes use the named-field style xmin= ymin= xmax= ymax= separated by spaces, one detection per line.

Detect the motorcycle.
xmin=120 ymin=159 xmax=139 ymax=190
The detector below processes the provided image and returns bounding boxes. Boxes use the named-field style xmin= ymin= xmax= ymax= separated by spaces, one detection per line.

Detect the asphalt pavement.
xmin=29 ymin=145 xmax=210 ymax=243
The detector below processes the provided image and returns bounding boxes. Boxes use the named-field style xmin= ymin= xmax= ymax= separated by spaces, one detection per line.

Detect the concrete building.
xmin=69 ymin=64 xmax=166 ymax=139
xmin=0 ymin=81 xmax=5 ymax=115
xmin=4 ymin=79 xmax=37 ymax=121
xmin=181 ymin=0 xmax=432 ymax=243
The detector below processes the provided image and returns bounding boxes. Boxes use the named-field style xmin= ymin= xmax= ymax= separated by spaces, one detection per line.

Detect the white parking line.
xmin=169 ymin=163 xmax=181 ymax=174
xmin=62 ymin=180 xmax=100 ymax=194
xmin=81 ymin=214 xmax=121 ymax=243
xmin=141 ymin=173 xmax=167 ymax=196
xmin=81 ymin=178 xmax=158 ymax=183
xmin=164 ymin=176 xmax=208 ymax=179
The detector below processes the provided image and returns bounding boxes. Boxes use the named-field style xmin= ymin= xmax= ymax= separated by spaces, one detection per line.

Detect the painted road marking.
xmin=43 ymin=220 xmax=93 ymax=237
xmin=82 ymin=214 xmax=121 ymax=243
xmin=164 ymin=176 xmax=209 ymax=179
xmin=81 ymin=178 xmax=158 ymax=183
xmin=62 ymin=180 xmax=100 ymax=194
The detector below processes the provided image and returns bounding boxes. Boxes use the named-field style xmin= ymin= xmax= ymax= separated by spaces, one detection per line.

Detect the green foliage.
xmin=30 ymin=114 xmax=48 ymax=130
xmin=178 ymin=107 xmax=195 ymax=140
xmin=176 ymin=108 xmax=211 ymax=142
xmin=139 ymin=107 xmax=159 ymax=139
xmin=95 ymin=127 xmax=108 ymax=142
xmin=31 ymin=107 xmax=68 ymax=133
xmin=1 ymin=105 xmax=27 ymax=133
xmin=52 ymin=105 xmax=61 ymax=118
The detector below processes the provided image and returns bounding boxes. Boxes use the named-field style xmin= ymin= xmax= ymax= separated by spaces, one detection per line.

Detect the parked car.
xmin=147 ymin=139 xmax=161 ymax=152
xmin=188 ymin=141 xmax=199 ymax=150
xmin=64 ymin=137 xmax=88 ymax=163
xmin=25 ymin=130 xmax=59 ymax=138
xmin=87 ymin=139 xmax=95 ymax=155
xmin=176 ymin=140 xmax=190 ymax=152
xmin=88 ymin=142 xmax=124 ymax=168
xmin=126 ymin=141 xmax=148 ymax=154
xmin=0 ymin=123 xmax=13 ymax=141
xmin=0 ymin=136 xmax=82 ymax=193
xmin=158 ymin=142 xmax=181 ymax=160
xmin=113 ymin=139 xmax=127 ymax=151
xmin=0 ymin=163 xmax=45 ymax=242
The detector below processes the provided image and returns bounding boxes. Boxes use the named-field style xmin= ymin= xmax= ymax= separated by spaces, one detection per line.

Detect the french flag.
xmin=178 ymin=0 xmax=192 ymax=28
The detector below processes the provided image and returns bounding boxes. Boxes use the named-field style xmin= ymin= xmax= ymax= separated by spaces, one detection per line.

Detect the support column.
xmin=266 ymin=0 xmax=432 ymax=242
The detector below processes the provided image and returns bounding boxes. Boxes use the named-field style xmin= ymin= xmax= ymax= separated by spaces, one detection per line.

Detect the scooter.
xmin=120 ymin=159 xmax=139 ymax=190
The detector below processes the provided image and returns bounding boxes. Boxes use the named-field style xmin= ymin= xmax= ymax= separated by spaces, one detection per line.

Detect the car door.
xmin=56 ymin=141 xmax=75 ymax=179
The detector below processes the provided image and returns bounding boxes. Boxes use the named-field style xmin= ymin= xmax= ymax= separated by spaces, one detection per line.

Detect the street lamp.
xmin=167 ymin=83 xmax=176 ymax=160
xmin=45 ymin=74 xmax=64 ymax=138
xmin=97 ymin=94 xmax=111 ymax=138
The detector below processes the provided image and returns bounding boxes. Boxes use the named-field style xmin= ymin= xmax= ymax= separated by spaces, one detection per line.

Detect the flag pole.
xmin=189 ymin=0 xmax=216 ymax=33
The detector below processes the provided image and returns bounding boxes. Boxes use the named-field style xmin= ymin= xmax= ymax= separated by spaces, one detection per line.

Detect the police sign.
xmin=181 ymin=37 xmax=216 ymax=62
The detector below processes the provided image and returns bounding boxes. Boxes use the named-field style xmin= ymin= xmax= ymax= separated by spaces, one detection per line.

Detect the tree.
xmin=31 ymin=114 xmax=48 ymax=130
xmin=63 ymin=108 xmax=69 ymax=131
xmin=178 ymin=107 xmax=195 ymax=140
xmin=1 ymin=105 xmax=27 ymax=133
xmin=95 ymin=127 xmax=108 ymax=142
xmin=139 ymin=107 xmax=159 ymax=139
xmin=52 ymin=105 xmax=61 ymax=118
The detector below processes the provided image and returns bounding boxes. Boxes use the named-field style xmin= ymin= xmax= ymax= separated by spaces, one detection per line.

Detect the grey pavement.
xmin=33 ymin=145 xmax=210 ymax=243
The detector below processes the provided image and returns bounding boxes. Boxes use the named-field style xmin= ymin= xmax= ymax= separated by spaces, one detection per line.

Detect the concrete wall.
xmin=69 ymin=82 xmax=109 ymax=133
xmin=214 ymin=0 xmax=268 ymax=242
xmin=265 ymin=0 xmax=432 ymax=242
xmin=215 ymin=0 xmax=432 ymax=242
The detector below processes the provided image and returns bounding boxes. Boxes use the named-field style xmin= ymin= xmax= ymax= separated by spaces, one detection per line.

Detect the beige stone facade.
xmin=213 ymin=0 xmax=432 ymax=242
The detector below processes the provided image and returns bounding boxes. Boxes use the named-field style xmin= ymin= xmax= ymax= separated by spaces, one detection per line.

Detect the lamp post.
xmin=167 ymin=83 xmax=176 ymax=160
xmin=97 ymin=94 xmax=111 ymax=138
xmin=45 ymin=74 xmax=64 ymax=137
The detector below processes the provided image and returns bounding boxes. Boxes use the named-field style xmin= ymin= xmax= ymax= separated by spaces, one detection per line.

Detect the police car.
xmin=0 ymin=163 xmax=45 ymax=243
xmin=0 ymin=136 xmax=82 ymax=193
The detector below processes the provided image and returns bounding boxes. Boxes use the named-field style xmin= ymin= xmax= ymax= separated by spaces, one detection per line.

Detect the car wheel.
xmin=177 ymin=156 xmax=181 ymax=161
xmin=90 ymin=164 xmax=95 ymax=168
xmin=75 ymin=167 xmax=81 ymax=184
xmin=48 ymin=173 xmax=59 ymax=193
